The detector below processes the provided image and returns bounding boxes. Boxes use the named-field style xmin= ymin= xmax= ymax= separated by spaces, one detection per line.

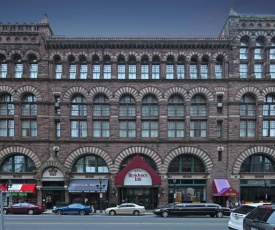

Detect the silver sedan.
xmin=105 ymin=203 xmax=145 ymax=216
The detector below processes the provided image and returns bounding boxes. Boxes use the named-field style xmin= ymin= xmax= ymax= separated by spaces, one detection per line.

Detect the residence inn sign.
xmin=124 ymin=168 xmax=152 ymax=185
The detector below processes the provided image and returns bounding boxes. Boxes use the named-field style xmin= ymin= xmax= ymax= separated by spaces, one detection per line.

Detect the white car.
xmin=228 ymin=203 xmax=270 ymax=230
xmin=105 ymin=203 xmax=145 ymax=216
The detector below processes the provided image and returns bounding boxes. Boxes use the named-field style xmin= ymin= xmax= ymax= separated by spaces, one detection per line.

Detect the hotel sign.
xmin=124 ymin=168 xmax=152 ymax=186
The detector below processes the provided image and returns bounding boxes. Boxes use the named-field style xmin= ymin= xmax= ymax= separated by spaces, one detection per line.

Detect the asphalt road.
xmin=2 ymin=214 xmax=230 ymax=230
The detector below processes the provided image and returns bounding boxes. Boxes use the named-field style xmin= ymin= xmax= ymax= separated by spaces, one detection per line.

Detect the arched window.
xmin=263 ymin=94 xmax=275 ymax=137
xmin=0 ymin=154 xmax=36 ymax=172
xmin=21 ymin=94 xmax=37 ymax=116
xmin=141 ymin=55 xmax=149 ymax=79
xmin=263 ymin=94 xmax=275 ymax=116
xmin=93 ymin=95 xmax=109 ymax=137
xmin=28 ymin=54 xmax=38 ymax=78
xmin=118 ymin=55 xmax=126 ymax=79
xmin=79 ymin=55 xmax=87 ymax=79
xmin=240 ymin=154 xmax=275 ymax=172
xmin=68 ymin=55 xmax=76 ymax=79
xmin=72 ymin=155 xmax=109 ymax=173
xmin=166 ymin=55 xmax=174 ymax=79
xmin=128 ymin=55 xmax=136 ymax=79
xmin=92 ymin=55 xmax=100 ymax=79
xmin=215 ymin=55 xmax=223 ymax=79
xmin=240 ymin=94 xmax=256 ymax=116
xmin=54 ymin=55 xmax=62 ymax=79
xmin=0 ymin=54 xmax=7 ymax=78
xmin=240 ymin=94 xmax=256 ymax=137
xmin=201 ymin=56 xmax=209 ymax=79
xmin=119 ymin=95 xmax=136 ymax=137
xmin=71 ymin=95 xmax=87 ymax=116
xmin=0 ymin=94 xmax=14 ymax=137
xmin=152 ymin=56 xmax=160 ymax=79
xmin=190 ymin=95 xmax=207 ymax=116
xmin=142 ymin=95 xmax=158 ymax=116
xmin=168 ymin=95 xmax=184 ymax=116
xmin=13 ymin=54 xmax=23 ymax=78
xmin=270 ymin=38 xmax=275 ymax=79
xmin=240 ymin=39 xmax=249 ymax=59
xmin=120 ymin=155 xmax=157 ymax=172
xmin=103 ymin=55 xmax=111 ymax=79
xmin=93 ymin=95 xmax=109 ymax=116
xmin=177 ymin=56 xmax=185 ymax=79
xmin=168 ymin=154 xmax=206 ymax=173
xmin=190 ymin=56 xmax=198 ymax=79
xmin=255 ymin=39 xmax=264 ymax=60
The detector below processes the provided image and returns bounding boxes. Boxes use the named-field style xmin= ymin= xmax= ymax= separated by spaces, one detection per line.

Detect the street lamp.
xmin=173 ymin=179 xmax=176 ymax=203
xmin=96 ymin=178 xmax=105 ymax=213
xmin=5 ymin=180 xmax=12 ymax=206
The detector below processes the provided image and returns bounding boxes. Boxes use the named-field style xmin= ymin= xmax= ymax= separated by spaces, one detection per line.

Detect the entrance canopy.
xmin=68 ymin=179 xmax=108 ymax=193
xmin=0 ymin=184 xmax=37 ymax=193
xmin=213 ymin=179 xmax=239 ymax=197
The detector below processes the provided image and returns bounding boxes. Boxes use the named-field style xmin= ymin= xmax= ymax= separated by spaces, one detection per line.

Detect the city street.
xmin=2 ymin=214 xmax=230 ymax=230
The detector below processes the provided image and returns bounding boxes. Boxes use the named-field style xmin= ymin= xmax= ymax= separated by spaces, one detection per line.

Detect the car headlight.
xmin=154 ymin=209 xmax=161 ymax=212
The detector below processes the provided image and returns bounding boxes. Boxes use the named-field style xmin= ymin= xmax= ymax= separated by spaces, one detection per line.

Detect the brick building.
xmin=0 ymin=9 xmax=275 ymax=209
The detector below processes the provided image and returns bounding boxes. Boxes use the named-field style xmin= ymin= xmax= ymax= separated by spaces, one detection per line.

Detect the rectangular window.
xmin=71 ymin=120 xmax=87 ymax=137
xmin=240 ymin=64 xmax=248 ymax=78
xmin=93 ymin=120 xmax=109 ymax=137
xmin=216 ymin=121 xmax=222 ymax=138
xmin=254 ymin=64 xmax=263 ymax=78
xmin=55 ymin=64 xmax=62 ymax=79
xmin=177 ymin=64 xmax=184 ymax=79
xmin=0 ymin=63 xmax=7 ymax=78
xmin=141 ymin=121 xmax=158 ymax=137
xmin=263 ymin=120 xmax=275 ymax=137
xmin=168 ymin=121 xmax=184 ymax=137
xmin=240 ymin=120 xmax=255 ymax=137
xmin=14 ymin=63 xmax=23 ymax=78
xmin=190 ymin=105 xmax=207 ymax=116
xmin=0 ymin=120 xmax=14 ymax=136
xmin=254 ymin=48 xmax=263 ymax=59
xmin=69 ymin=65 xmax=76 ymax=79
xmin=30 ymin=64 xmax=38 ymax=78
xmin=270 ymin=64 xmax=275 ymax=79
xmin=201 ymin=65 xmax=208 ymax=79
xmin=128 ymin=65 xmax=136 ymax=79
xmin=0 ymin=103 xmax=14 ymax=115
xmin=56 ymin=121 xmax=61 ymax=137
xmin=103 ymin=64 xmax=111 ymax=79
xmin=119 ymin=121 xmax=136 ymax=137
xmin=118 ymin=65 xmax=126 ymax=79
xmin=215 ymin=64 xmax=222 ymax=79
xmin=80 ymin=64 xmax=87 ymax=79
xmin=152 ymin=65 xmax=160 ymax=79
xmin=93 ymin=64 xmax=100 ymax=79
xmin=240 ymin=48 xmax=248 ymax=59
xmin=141 ymin=65 xmax=149 ymax=79
xmin=270 ymin=49 xmax=275 ymax=60
xmin=190 ymin=64 xmax=197 ymax=79
xmin=166 ymin=65 xmax=174 ymax=79
xmin=22 ymin=120 xmax=37 ymax=137
xmin=190 ymin=121 xmax=207 ymax=137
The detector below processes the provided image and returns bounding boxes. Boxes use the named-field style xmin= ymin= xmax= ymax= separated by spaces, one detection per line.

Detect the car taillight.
xmin=38 ymin=206 xmax=43 ymax=209
xmin=264 ymin=206 xmax=272 ymax=210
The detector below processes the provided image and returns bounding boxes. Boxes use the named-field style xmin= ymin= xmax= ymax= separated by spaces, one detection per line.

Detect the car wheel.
xmin=162 ymin=211 xmax=169 ymax=218
xmin=3 ymin=209 xmax=8 ymax=215
xmin=28 ymin=209 xmax=34 ymax=215
xmin=79 ymin=210 xmax=86 ymax=215
xmin=56 ymin=210 xmax=63 ymax=215
xmin=133 ymin=210 xmax=140 ymax=216
xmin=109 ymin=210 xmax=116 ymax=216
xmin=216 ymin=211 xmax=223 ymax=218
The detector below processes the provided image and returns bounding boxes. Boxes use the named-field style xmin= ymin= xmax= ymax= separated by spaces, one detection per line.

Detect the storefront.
xmin=115 ymin=155 xmax=161 ymax=209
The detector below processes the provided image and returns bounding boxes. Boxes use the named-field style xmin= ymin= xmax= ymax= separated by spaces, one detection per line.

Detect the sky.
xmin=1 ymin=0 xmax=275 ymax=37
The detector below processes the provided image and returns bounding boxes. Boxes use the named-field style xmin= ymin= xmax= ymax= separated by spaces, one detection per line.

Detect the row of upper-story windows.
xmin=0 ymin=53 xmax=227 ymax=79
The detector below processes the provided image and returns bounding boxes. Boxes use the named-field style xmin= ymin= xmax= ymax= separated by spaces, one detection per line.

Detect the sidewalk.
xmin=45 ymin=209 xmax=154 ymax=215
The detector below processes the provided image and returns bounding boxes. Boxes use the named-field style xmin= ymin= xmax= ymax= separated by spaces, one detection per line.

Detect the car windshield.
xmin=246 ymin=207 xmax=275 ymax=223
xmin=233 ymin=205 xmax=255 ymax=214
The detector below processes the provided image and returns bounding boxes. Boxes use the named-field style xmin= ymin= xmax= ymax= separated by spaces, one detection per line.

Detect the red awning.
xmin=20 ymin=184 xmax=37 ymax=193
xmin=0 ymin=184 xmax=7 ymax=192
xmin=213 ymin=179 xmax=239 ymax=197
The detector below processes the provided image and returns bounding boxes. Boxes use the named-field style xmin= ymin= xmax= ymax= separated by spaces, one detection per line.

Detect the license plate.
xmin=251 ymin=227 xmax=258 ymax=230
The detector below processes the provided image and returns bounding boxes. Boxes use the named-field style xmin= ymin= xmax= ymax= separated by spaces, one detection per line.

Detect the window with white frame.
xmin=0 ymin=94 xmax=14 ymax=115
xmin=168 ymin=95 xmax=184 ymax=116
xmin=141 ymin=120 xmax=158 ymax=137
xmin=142 ymin=95 xmax=158 ymax=116
xmin=79 ymin=56 xmax=87 ymax=79
xmin=69 ymin=56 xmax=76 ymax=79
xmin=254 ymin=41 xmax=263 ymax=60
xmin=152 ymin=56 xmax=160 ymax=79
xmin=201 ymin=64 xmax=208 ymax=79
xmin=240 ymin=41 xmax=249 ymax=59
xmin=270 ymin=48 xmax=275 ymax=60
xmin=119 ymin=120 xmax=136 ymax=137
xmin=71 ymin=95 xmax=87 ymax=116
xmin=103 ymin=56 xmax=111 ymax=79
xmin=92 ymin=56 xmax=100 ymax=79
xmin=21 ymin=94 xmax=37 ymax=116
xmin=254 ymin=64 xmax=263 ymax=78
xmin=72 ymin=155 xmax=109 ymax=173
xmin=119 ymin=95 xmax=136 ymax=116
xmin=128 ymin=56 xmax=136 ymax=79
xmin=29 ymin=55 xmax=38 ymax=78
xmin=240 ymin=64 xmax=248 ymax=78
xmin=14 ymin=56 xmax=23 ymax=78
xmin=93 ymin=120 xmax=109 ymax=137
xmin=71 ymin=120 xmax=87 ymax=137
xmin=177 ymin=56 xmax=185 ymax=79
xmin=270 ymin=64 xmax=275 ymax=79
xmin=93 ymin=95 xmax=109 ymax=116
xmin=22 ymin=120 xmax=37 ymax=137
xmin=141 ymin=64 xmax=149 ymax=79
xmin=263 ymin=94 xmax=275 ymax=116
xmin=240 ymin=94 xmax=256 ymax=116
xmin=240 ymin=120 xmax=255 ymax=137
xmin=190 ymin=64 xmax=197 ymax=79
xmin=166 ymin=56 xmax=174 ymax=79
xmin=215 ymin=56 xmax=223 ymax=79
xmin=54 ymin=55 xmax=62 ymax=79
xmin=0 ymin=55 xmax=7 ymax=78
xmin=190 ymin=120 xmax=207 ymax=137
xmin=0 ymin=120 xmax=14 ymax=137
xmin=118 ymin=56 xmax=126 ymax=79
xmin=190 ymin=95 xmax=207 ymax=116
xmin=263 ymin=120 xmax=275 ymax=137
xmin=55 ymin=121 xmax=60 ymax=137
xmin=168 ymin=121 xmax=184 ymax=137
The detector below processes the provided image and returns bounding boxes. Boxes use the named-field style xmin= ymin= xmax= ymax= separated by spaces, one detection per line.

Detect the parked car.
xmin=52 ymin=203 xmax=92 ymax=215
xmin=228 ymin=203 xmax=271 ymax=230
xmin=3 ymin=202 xmax=46 ymax=215
xmin=243 ymin=204 xmax=275 ymax=230
xmin=105 ymin=203 xmax=145 ymax=216
xmin=153 ymin=203 xmax=231 ymax=218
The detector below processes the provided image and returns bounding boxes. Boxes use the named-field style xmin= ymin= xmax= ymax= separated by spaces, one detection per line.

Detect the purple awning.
xmin=213 ymin=179 xmax=239 ymax=197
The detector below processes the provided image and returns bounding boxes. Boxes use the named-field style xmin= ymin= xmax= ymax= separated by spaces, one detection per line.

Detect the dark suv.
xmin=243 ymin=205 xmax=275 ymax=230
xmin=153 ymin=203 xmax=230 ymax=218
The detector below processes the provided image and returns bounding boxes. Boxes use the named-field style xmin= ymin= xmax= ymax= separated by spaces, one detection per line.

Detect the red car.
xmin=3 ymin=202 xmax=46 ymax=215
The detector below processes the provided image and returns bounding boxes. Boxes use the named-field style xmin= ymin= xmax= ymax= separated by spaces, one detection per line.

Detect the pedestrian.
xmin=226 ymin=200 xmax=229 ymax=208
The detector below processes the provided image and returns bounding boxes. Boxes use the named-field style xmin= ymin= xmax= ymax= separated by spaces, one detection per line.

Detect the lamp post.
xmin=173 ymin=179 xmax=176 ymax=203
xmin=96 ymin=178 xmax=105 ymax=213
xmin=5 ymin=180 xmax=12 ymax=206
